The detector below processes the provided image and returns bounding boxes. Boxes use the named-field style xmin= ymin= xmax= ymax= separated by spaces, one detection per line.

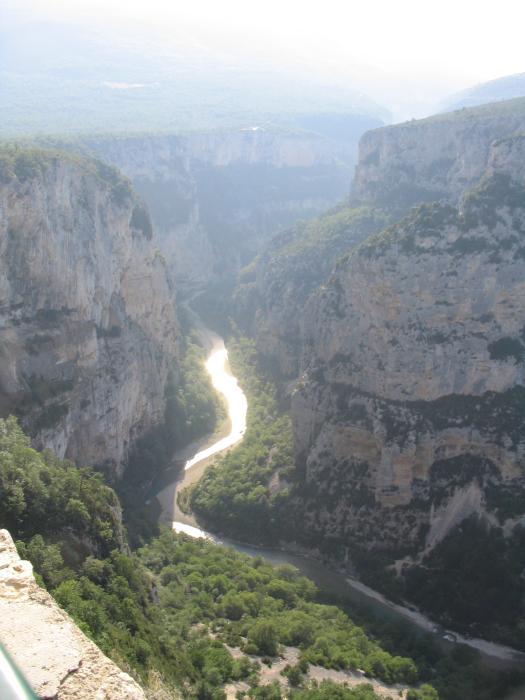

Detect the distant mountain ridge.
xmin=443 ymin=72 xmax=525 ymax=111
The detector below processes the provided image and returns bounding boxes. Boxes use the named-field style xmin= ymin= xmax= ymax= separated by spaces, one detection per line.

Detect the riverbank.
xmin=185 ymin=527 xmax=525 ymax=669
xmin=154 ymin=316 xmax=525 ymax=674
xmin=156 ymin=324 xmax=247 ymax=533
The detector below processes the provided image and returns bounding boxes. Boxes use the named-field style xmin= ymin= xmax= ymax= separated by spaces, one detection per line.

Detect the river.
xmin=154 ymin=321 xmax=525 ymax=671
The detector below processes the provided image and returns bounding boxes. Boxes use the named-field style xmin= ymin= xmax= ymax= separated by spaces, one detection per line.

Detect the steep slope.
xmin=235 ymin=98 xmax=525 ymax=379
xmin=234 ymin=206 xmax=391 ymax=377
xmin=295 ymin=166 xmax=525 ymax=538
xmin=0 ymin=529 xmax=146 ymax=699
xmin=0 ymin=148 xmax=179 ymax=475
xmin=288 ymin=136 xmax=525 ymax=643
xmin=225 ymin=102 xmax=525 ymax=645
xmin=82 ymin=128 xmax=362 ymax=291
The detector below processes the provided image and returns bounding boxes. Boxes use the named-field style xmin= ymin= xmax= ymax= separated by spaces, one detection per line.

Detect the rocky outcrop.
xmin=0 ymin=528 xmax=146 ymax=699
xmin=0 ymin=149 xmax=179 ymax=475
xmin=82 ymin=128 xmax=358 ymax=292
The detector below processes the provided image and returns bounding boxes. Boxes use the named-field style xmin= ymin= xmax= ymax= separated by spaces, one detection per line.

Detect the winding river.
xmin=155 ymin=320 xmax=525 ymax=671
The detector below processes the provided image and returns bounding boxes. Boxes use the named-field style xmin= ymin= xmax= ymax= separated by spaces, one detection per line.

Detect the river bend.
xmin=155 ymin=320 xmax=525 ymax=669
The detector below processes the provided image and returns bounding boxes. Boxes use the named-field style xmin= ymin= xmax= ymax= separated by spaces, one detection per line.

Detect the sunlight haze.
xmin=18 ymin=0 xmax=525 ymax=89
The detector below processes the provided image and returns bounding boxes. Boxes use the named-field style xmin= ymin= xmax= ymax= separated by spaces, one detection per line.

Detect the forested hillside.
xmin=1 ymin=416 xmax=451 ymax=700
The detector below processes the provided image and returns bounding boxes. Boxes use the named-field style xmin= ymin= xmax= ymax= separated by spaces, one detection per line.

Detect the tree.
xmin=221 ymin=591 xmax=248 ymax=620
xmin=66 ymin=498 xmax=90 ymax=528
xmin=248 ymin=620 xmax=279 ymax=656
xmin=407 ymin=685 xmax=439 ymax=700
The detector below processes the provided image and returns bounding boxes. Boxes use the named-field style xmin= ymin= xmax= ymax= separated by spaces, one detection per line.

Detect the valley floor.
xmin=223 ymin=644 xmax=410 ymax=699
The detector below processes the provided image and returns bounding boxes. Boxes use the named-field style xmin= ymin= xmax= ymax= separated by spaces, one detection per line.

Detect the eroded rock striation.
xmin=0 ymin=528 xmax=146 ymax=699
xmin=0 ymin=149 xmax=179 ymax=475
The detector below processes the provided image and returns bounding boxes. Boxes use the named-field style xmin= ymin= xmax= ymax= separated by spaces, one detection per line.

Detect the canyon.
xmin=0 ymin=123 xmax=361 ymax=476
xmin=82 ymin=126 xmax=360 ymax=292
xmin=2 ymin=97 xmax=525 ymax=698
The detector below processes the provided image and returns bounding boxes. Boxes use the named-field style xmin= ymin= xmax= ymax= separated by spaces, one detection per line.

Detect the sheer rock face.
xmin=292 ymin=152 xmax=525 ymax=552
xmin=0 ymin=153 xmax=179 ymax=475
xmin=0 ymin=529 xmax=146 ymax=699
xmin=84 ymin=129 xmax=355 ymax=292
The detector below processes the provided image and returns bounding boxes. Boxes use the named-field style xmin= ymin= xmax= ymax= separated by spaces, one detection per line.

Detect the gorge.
xmin=2 ymin=96 xmax=525 ymax=700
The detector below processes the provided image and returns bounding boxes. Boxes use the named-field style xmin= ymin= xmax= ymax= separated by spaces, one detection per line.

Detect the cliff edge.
xmin=0 ymin=529 xmax=145 ymax=699
xmin=0 ymin=148 xmax=179 ymax=475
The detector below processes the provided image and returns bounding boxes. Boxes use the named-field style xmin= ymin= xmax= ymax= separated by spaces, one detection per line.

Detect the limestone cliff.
xmin=82 ymin=128 xmax=356 ymax=292
xmin=231 ymin=103 xmax=525 ymax=641
xmin=0 ymin=529 xmax=146 ymax=699
xmin=0 ymin=148 xmax=179 ymax=475
xmin=292 ymin=167 xmax=525 ymax=554
xmin=235 ymin=99 xmax=525 ymax=380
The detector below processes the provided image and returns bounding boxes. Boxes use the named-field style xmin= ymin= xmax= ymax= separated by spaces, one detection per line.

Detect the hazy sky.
xmin=5 ymin=0 xmax=525 ymax=119
xmin=20 ymin=0 xmax=525 ymax=82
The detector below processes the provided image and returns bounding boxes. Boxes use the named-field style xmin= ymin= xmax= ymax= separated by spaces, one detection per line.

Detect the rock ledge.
xmin=0 ymin=529 xmax=145 ymax=699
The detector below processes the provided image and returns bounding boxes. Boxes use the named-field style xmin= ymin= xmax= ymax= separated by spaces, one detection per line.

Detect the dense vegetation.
xmin=0 ymin=416 xmax=124 ymax=560
xmin=137 ymin=532 xmax=424 ymax=694
xmin=189 ymin=337 xmax=293 ymax=542
xmin=275 ymin=206 xmax=388 ymax=259
xmin=167 ymin=331 xmax=226 ymax=450
xmin=1 ymin=416 xmax=434 ymax=699
xmin=187 ymin=334 xmax=525 ymax=654
xmin=2 ymin=391 xmax=524 ymax=698
xmin=404 ymin=516 xmax=525 ymax=648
